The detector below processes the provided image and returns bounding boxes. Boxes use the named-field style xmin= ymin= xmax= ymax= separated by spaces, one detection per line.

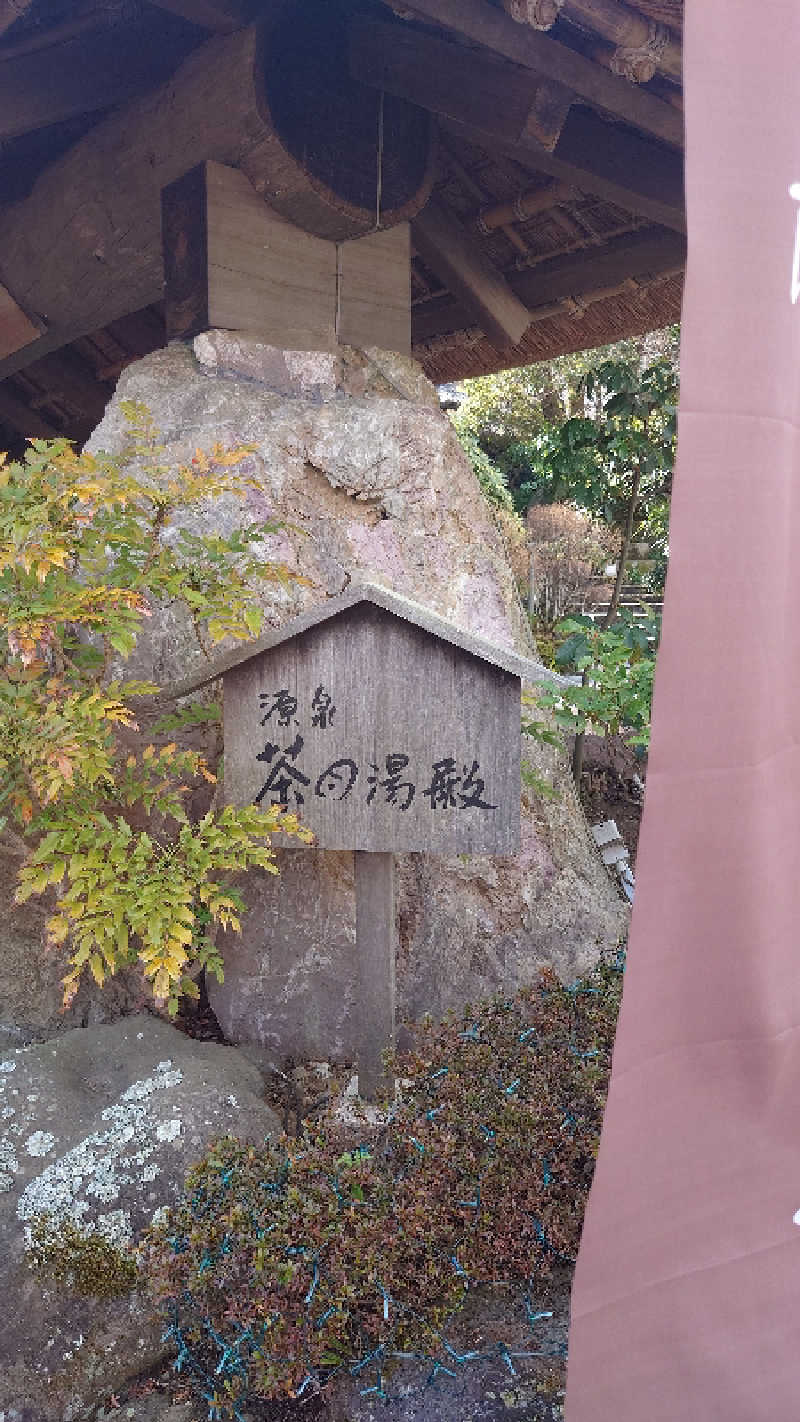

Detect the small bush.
xmin=143 ymin=954 xmax=623 ymax=1415
xmin=527 ymin=505 xmax=616 ymax=626
xmin=0 ymin=409 xmax=312 ymax=1013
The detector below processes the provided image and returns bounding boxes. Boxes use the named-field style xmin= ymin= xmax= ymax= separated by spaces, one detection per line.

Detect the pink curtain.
xmin=564 ymin=2 xmax=800 ymax=1416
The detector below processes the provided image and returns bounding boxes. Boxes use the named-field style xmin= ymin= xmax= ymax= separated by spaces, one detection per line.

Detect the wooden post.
xmin=354 ymin=849 xmax=396 ymax=1101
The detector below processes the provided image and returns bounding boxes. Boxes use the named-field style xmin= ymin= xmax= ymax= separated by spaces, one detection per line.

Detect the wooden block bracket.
xmin=162 ymin=161 xmax=411 ymax=354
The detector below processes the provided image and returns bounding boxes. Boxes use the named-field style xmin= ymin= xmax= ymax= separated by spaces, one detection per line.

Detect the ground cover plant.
xmin=143 ymin=952 xmax=624 ymax=1418
xmin=0 ymin=409 xmax=311 ymax=1014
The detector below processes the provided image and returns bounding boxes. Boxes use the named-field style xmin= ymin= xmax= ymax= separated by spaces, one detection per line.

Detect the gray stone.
xmin=79 ymin=337 xmax=625 ymax=1059
xmin=105 ymin=1404 xmax=196 ymax=1422
xmin=0 ymin=1016 xmax=280 ymax=1421
xmin=0 ymin=847 xmax=147 ymax=1048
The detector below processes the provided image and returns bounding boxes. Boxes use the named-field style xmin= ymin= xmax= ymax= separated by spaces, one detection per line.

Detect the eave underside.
xmin=0 ymin=0 xmax=685 ymax=449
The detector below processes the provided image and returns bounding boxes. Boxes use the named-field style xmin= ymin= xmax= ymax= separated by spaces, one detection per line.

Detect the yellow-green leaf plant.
xmin=1 ymin=403 xmax=312 ymax=1015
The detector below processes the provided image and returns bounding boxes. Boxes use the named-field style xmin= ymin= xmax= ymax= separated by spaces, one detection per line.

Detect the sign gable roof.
xmin=172 ymin=582 xmax=571 ymax=696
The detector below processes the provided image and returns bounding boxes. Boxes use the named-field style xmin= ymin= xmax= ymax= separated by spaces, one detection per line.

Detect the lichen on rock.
xmin=0 ymin=1015 xmax=280 ymax=1421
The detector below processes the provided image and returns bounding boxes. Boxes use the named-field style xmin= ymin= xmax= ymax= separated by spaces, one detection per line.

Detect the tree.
xmin=451 ymin=326 xmax=680 ymax=523
xmin=526 ymin=504 xmax=618 ymax=625
xmin=0 ymin=405 xmax=311 ymax=1015
xmin=533 ymin=357 xmax=677 ymax=625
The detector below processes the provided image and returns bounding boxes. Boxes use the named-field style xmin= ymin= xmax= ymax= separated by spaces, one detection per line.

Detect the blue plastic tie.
xmin=427 ymin=1361 xmax=457 ymax=1385
xmin=304 ymin=1261 xmax=320 ymax=1304
xmin=499 ymin=1347 xmax=517 ymax=1376
xmin=526 ymin=1307 xmax=554 ymax=1325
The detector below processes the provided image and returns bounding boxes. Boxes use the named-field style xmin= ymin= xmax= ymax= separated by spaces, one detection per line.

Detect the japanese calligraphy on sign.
xmin=218 ymin=593 xmax=524 ymax=854
xmin=253 ymin=686 xmax=498 ymax=816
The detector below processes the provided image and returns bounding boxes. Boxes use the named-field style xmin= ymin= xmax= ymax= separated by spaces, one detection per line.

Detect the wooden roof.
xmin=0 ymin=0 xmax=685 ymax=450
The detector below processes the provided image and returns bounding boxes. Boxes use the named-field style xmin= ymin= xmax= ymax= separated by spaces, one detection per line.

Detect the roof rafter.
xmin=350 ymin=16 xmax=685 ymax=233
xmin=412 ymin=199 xmax=531 ymax=349
xmin=394 ymin=0 xmax=683 ymax=147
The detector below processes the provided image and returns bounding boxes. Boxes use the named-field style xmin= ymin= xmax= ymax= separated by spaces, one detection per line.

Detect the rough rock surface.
xmin=0 ymin=844 xmax=150 ymax=1051
xmin=0 ymin=1016 xmax=280 ymax=1421
xmin=80 ymin=337 xmax=626 ymax=1059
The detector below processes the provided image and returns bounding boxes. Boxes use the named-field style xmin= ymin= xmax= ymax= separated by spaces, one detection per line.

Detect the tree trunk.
xmin=572 ymin=463 xmax=643 ymax=786
xmin=602 ymin=463 xmax=642 ymax=629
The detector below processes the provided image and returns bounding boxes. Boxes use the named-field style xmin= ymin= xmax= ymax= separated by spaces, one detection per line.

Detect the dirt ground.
xmin=578 ymin=733 xmax=647 ymax=866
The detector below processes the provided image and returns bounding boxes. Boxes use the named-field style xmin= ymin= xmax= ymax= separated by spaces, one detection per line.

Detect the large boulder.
xmin=81 ymin=337 xmax=626 ymax=1059
xmin=0 ymin=1016 xmax=280 ymax=1421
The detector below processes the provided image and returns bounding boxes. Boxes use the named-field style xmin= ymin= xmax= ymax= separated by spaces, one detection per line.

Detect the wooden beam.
xmin=538 ymin=106 xmax=684 ymax=225
xmin=0 ymin=21 xmax=433 ymax=385
xmin=476 ymin=180 xmax=576 ymax=233
xmin=354 ymin=850 xmax=396 ymax=1101
xmin=512 ymin=228 xmax=686 ymax=307
xmin=0 ymin=10 xmax=103 ymax=60
xmin=163 ymin=162 xmax=412 ymax=352
xmin=0 ymin=16 xmax=197 ymax=141
xmin=350 ymin=17 xmax=685 ymax=233
xmin=21 ymin=351 xmax=110 ymax=427
xmin=513 ymin=244 xmax=685 ymax=311
xmin=0 ymin=385 xmax=61 ymax=440
xmin=412 ymin=227 xmax=686 ymax=344
xmin=396 ymin=0 xmax=682 ymax=147
xmin=412 ymin=199 xmax=530 ymax=349
xmin=350 ymin=15 xmax=572 ymax=153
xmin=337 ymin=225 xmax=411 ymax=354
xmin=0 ymin=283 xmax=40 ymax=362
xmin=147 ymin=0 xmax=250 ymax=33
xmin=562 ymin=0 xmax=682 ymax=84
xmin=444 ymin=111 xmax=684 ymax=233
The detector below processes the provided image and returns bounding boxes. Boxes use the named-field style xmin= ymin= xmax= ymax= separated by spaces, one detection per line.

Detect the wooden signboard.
xmin=177 ymin=584 xmax=563 ymax=1095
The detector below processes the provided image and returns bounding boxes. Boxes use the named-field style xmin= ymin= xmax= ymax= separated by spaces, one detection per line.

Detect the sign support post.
xmin=354 ymin=849 xmax=396 ymax=1099
xmin=173 ymin=584 xmax=568 ymax=1098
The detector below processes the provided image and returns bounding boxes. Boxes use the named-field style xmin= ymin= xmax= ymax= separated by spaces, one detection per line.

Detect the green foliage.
xmin=538 ymin=615 xmax=658 ymax=749
xmin=0 ymin=405 xmax=312 ymax=1012
xmin=451 ymin=329 xmax=679 ymax=526
xmin=542 ymin=357 xmax=677 ymax=532
xmin=27 ymin=1214 xmax=138 ymax=1298
xmin=152 ymin=698 xmax=222 ymax=736
xmin=521 ymin=692 xmax=562 ymax=801
xmin=143 ymin=956 xmax=624 ymax=1414
xmin=457 ymin=430 xmax=515 ymax=511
